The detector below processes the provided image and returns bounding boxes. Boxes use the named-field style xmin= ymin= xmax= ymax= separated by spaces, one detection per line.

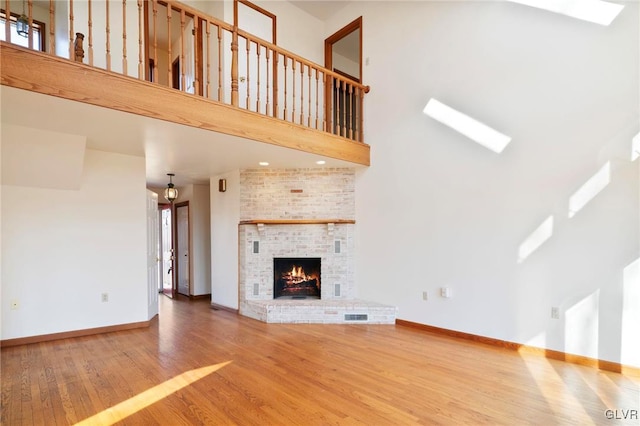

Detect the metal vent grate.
xmin=344 ymin=314 xmax=368 ymax=321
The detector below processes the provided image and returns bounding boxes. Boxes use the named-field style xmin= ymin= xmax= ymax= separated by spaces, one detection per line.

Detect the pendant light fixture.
xmin=164 ymin=173 xmax=178 ymax=203
xmin=16 ymin=0 xmax=29 ymax=38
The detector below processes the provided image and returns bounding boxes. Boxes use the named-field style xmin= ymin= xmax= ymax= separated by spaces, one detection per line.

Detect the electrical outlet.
xmin=101 ymin=293 xmax=109 ymax=303
xmin=422 ymin=291 xmax=428 ymax=301
xmin=10 ymin=299 xmax=19 ymax=310
xmin=551 ymin=307 xmax=560 ymax=319
xmin=441 ymin=287 xmax=452 ymax=298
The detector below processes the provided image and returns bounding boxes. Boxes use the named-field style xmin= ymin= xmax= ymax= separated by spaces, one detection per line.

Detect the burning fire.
xmin=291 ymin=265 xmax=306 ymax=278
xmin=282 ymin=265 xmax=317 ymax=287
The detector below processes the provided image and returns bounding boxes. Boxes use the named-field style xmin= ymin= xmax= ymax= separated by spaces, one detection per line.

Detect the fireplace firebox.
xmin=273 ymin=257 xmax=321 ymax=299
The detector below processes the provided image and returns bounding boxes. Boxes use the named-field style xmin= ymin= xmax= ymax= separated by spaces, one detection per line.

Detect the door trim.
xmin=324 ymin=17 xmax=362 ymax=135
xmin=234 ymin=0 xmax=278 ymax=116
xmin=174 ymin=201 xmax=190 ymax=297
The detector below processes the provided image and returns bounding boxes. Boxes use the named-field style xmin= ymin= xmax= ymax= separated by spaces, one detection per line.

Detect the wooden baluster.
xmin=106 ymin=0 xmax=111 ymax=70
xmin=307 ymin=65 xmax=312 ymax=127
xmin=88 ymin=0 xmax=94 ymax=65
xmin=283 ymin=56 xmax=288 ymax=121
xmin=357 ymin=87 xmax=363 ymax=142
xmin=5 ymin=0 xmax=10 ymax=43
xmin=231 ymin=27 xmax=239 ymax=107
xmin=152 ymin=0 xmax=158 ymax=83
xmin=340 ymin=79 xmax=346 ymax=137
xmin=217 ymin=25 xmax=222 ymax=102
xmin=206 ymin=21 xmax=211 ymax=98
xmin=137 ymin=0 xmax=143 ymax=78
xmin=245 ymin=37 xmax=250 ymax=109
xmin=300 ymin=62 xmax=304 ymax=125
xmin=347 ymin=83 xmax=355 ymax=139
xmin=291 ymin=59 xmax=296 ymax=122
xmin=315 ymin=68 xmax=319 ymax=130
xmin=265 ymin=47 xmax=270 ymax=116
xmin=166 ymin=4 xmax=172 ymax=88
xmin=180 ymin=9 xmax=185 ymax=91
xmin=122 ymin=0 xmax=127 ymax=75
xmin=27 ymin=0 xmax=33 ymax=50
xmin=273 ymin=53 xmax=279 ymax=118
xmin=256 ymin=43 xmax=261 ymax=113
xmin=194 ymin=17 xmax=199 ymax=96
xmin=323 ymin=72 xmax=329 ymax=132
xmin=69 ymin=0 xmax=74 ymax=60
xmin=49 ymin=0 xmax=55 ymax=54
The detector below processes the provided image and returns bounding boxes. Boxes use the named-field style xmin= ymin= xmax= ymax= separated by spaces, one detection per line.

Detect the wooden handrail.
xmin=239 ymin=220 xmax=355 ymax=225
xmin=4 ymin=0 xmax=370 ymax=143
xmin=236 ymin=28 xmax=369 ymax=93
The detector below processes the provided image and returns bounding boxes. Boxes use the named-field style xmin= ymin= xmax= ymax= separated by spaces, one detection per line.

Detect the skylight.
xmin=423 ymin=99 xmax=512 ymax=154
xmin=509 ymin=0 xmax=624 ymax=26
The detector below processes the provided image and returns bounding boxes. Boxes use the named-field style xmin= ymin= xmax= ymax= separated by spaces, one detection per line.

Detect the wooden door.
xmin=324 ymin=17 xmax=362 ymax=139
xmin=234 ymin=0 xmax=277 ymax=114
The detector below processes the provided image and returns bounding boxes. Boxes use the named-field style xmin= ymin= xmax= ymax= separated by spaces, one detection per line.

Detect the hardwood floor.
xmin=2 ymin=297 xmax=639 ymax=425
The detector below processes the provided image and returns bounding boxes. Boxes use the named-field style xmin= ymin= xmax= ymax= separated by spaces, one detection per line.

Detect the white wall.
xmin=173 ymin=183 xmax=211 ymax=296
xmin=210 ymin=170 xmax=240 ymax=309
xmin=71 ymin=0 xmax=141 ymax=76
xmin=1 ymin=149 xmax=148 ymax=340
xmin=324 ymin=1 xmax=640 ymax=367
xmin=191 ymin=184 xmax=211 ymax=295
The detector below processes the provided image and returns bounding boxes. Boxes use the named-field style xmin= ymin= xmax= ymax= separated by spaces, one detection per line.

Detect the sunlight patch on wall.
xmin=423 ymin=98 xmax=512 ymax=154
xmin=565 ymin=291 xmax=600 ymax=360
xmin=508 ymin=0 xmax=624 ymax=26
xmin=632 ymin=132 xmax=640 ymax=161
xmin=568 ymin=162 xmax=611 ymax=218
xmin=523 ymin=331 xmax=547 ymax=348
xmin=75 ymin=361 xmax=232 ymax=425
xmin=622 ymin=258 xmax=640 ymax=367
xmin=518 ymin=215 xmax=554 ymax=263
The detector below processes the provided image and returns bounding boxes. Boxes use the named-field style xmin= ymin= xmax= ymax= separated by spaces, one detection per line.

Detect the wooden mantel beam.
xmin=0 ymin=43 xmax=370 ymax=166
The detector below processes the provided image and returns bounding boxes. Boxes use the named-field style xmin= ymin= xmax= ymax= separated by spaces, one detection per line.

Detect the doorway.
xmin=159 ymin=204 xmax=174 ymax=298
xmin=234 ymin=0 xmax=277 ymax=114
xmin=324 ymin=17 xmax=362 ymax=140
xmin=175 ymin=202 xmax=190 ymax=296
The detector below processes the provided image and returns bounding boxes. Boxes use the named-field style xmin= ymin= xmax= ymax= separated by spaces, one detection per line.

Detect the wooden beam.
xmin=0 ymin=43 xmax=370 ymax=166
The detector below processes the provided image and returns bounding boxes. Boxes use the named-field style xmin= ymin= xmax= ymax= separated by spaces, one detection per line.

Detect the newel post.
xmin=231 ymin=26 xmax=239 ymax=107
xmin=74 ymin=32 xmax=85 ymax=63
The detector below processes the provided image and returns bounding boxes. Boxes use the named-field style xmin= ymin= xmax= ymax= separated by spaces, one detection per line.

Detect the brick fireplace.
xmin=237 ymin=168 xmax=396 ymax=324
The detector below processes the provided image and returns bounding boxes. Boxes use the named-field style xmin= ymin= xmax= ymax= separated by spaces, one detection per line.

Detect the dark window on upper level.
xmin=0 ymin=10 xmax=45 ymax=52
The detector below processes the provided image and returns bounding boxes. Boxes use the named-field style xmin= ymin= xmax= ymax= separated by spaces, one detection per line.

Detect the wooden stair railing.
xmin=2 ymin=0 xmax=370 ymax=143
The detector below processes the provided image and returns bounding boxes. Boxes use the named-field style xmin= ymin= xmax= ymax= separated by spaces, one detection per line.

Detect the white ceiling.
xmin=0 ymin=86 xmax=360 ymax=188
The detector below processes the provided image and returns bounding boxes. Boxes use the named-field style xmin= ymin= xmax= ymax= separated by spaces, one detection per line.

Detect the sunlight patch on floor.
xmin=520 ymin=354 xmax=594 ymax=422
xmin=75 ymin=361 xmax=232 ymax=425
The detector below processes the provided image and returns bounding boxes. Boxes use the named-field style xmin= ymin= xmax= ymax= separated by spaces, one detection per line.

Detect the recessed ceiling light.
xmin=508 ymin=0 xmax=624 ymax=26
xmin=423 ymin=98 xmax=512 ymax=154
xmin=259 ymin=161 xmax=269 ymax=166
xmin=316 ymin=160 xmax=326 ymax=165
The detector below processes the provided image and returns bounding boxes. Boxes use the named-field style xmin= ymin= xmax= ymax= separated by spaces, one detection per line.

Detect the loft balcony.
xmin=0 ymin=0 xmax=370 ymax=174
